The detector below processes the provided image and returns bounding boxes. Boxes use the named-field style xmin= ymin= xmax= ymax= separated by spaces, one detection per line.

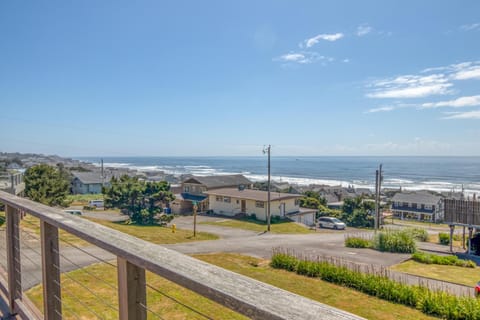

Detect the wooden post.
xmin=117 ymin=257 xmax=146 ymax=320
xmin=468 ymin=227 xmax=474 ymax=255
xmin=40 ymin=221 xmax=62 ymax=319
xmin=193 ymin=204 xmax=197 ymax=237
xmin=5 ymin=205 xmax=22 ymax=314
xmin=449 ymin=225 xmax=454 ymax=253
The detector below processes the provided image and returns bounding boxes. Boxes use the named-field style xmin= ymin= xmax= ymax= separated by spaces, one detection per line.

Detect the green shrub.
xmin=439 ymin=233 xmax=450 ymax=245
xmin=373 ymin=229 xmax=416 ymax=253
xmin=412 ymin=252 xmax=476 ymax=268
xmin=345 ymin=236 xmax=372 ymax=248
xmin=407 ymin=228 xmax=429 ymax=242
xmin=270 ymin=252 xmax=480 ymax=320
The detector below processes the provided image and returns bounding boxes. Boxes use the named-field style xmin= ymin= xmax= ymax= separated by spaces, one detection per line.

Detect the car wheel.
xmin=333 ymin=225 xmax=338 ymax=230
xmin=319 ymin=223 xmax=323 ymax=228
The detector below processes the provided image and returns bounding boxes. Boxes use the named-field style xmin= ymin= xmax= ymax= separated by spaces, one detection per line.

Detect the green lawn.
xmin=88 ymin=218 xmax=219 ymax=244
xmin=200 ymin=217 xmax=313 ymax=234
xmin=66 ymin=194 xmax=104 ymax=206
xmin=390 ymin=259 xmax=480 ymax=287
xmin=26 ymin=253 xmax=435 ymax=320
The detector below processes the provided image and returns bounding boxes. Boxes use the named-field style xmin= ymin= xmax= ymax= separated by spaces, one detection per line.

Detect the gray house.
xmin=71 ymin=171 xmax=108 ymax=194
xmin=391 ymin=192 xmax=444 ymax=222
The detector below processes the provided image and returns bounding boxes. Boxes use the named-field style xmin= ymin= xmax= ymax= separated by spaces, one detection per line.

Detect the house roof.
xmin=392 ymin=192 xmax=442 ymax=206
xmin=204 ymin=188 xmax=302 ymax=202
xmin=183 ymin=175 xmax=252 ymax=189
xmin=72 ymin=171 xmax=121 ymax=184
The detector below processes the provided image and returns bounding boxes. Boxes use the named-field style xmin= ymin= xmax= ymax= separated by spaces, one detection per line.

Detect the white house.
xmin=204 ymin=188 xmax=315 ymax=225
xmin=391 ymin=192 xmax=444 ymax=222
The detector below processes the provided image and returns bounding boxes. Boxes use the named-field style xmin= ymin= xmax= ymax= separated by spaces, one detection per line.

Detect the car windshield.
xmin=332 ymin=218 xmax=342 ymax=223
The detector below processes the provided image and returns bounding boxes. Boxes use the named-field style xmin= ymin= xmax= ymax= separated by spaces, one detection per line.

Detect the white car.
xmin=318 ymin=217 xmax=346 ymax=230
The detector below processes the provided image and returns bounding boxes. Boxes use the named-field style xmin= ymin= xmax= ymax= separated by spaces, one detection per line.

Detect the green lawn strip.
xmin=25 ymin=254 xmax=434 ymax=320
xmin=87 ymin=218 xmax=219 ymax=244
xmin=390 ymin=260 xmax=480 ymax=287
xmin=25 ymin=261 xmax=246 ymax=320
xmin=200 ymin=218 xmax=312 ymax=234
xmin=195 ymin=253 xmax=435 ymax=320
xmin=66 ymin=194 xmax=104 ymax=206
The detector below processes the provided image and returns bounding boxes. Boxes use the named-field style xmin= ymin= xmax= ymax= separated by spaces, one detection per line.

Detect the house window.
xmin=403 ymin=202 xmax=408 ymax=207
xmin=294 ymin=199 xmax=300 ymax=206
xmin=216 ymin=196 xmax=223 ymax=202
xmin=236 ymin=200 xmax=239 ymax=204
xmin=255 ymin=201 xmax=264 ymax=208
xmin=412 ymin=203 xmax=417 ymax=209
xmin=184 ymin=186 xmax=190 ymax=192
xmin=223 ymin=197 xmax=231 ymax=203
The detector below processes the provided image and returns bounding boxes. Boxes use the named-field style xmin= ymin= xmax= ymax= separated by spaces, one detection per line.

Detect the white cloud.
xmin=452 ymin=65 xmax=480 ymax=80
xmin=366 ymin=74 xmax=452 ymax=98
xmin=460 ymin=23 xmax=480 ymax=31
xmin=442 ymin=110 xmax=480 ymax=120
xmin=275 ymin=51 xmax=331 ymax=65
xmin=343 ymin=58 xmax=350 ymax=63
xmin=304 ymin=33 xmax=344 ymax=48
xmin=422 ymin=61 xmax=480 ymax=80
xmin=421 ymin=95 xmax=480 ymax=108
xmin=356 ymin=24 xmax=373 ymax=36
xmin=364 ymin=137 xmax=451 ymax=154
xmin=365 ymin=106 xmax=395 ymax=113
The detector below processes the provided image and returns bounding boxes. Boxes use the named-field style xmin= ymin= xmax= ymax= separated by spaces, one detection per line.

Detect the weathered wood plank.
xmin=0 ymin=191 xmax=363 ymax=320
xmin=40 ymin=221 xmax=62 ymax=320
xmin=5 ymin=204 xmax=21 ymax=314
xmin=118 ymin=257 xmax=146 ymax=320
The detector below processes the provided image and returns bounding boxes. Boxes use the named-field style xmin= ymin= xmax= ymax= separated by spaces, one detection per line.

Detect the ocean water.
xmin=76 ymin=156 xmax=480 ymax=195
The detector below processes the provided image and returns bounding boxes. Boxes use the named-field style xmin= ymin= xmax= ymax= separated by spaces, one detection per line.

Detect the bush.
xmin=83 ymin=205 xmax=96 ymax=211
xmin=373 ymin=229 xmax=416 ymax=253
xmin=345 ymin=236 xmax=372 ymax=248
xmin=270 ymin=252 xmax=480 ymax=319
xmin=439 ymin=233 xmax=450 ymax=245
xmin=412 ymin=252 xmax=476 ymax=268
xmin=407 ymin=228 xmax=429 ymax=242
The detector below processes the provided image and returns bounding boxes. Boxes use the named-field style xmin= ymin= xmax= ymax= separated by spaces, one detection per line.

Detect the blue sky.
xmin=1 ymin=0 xmax=480 ymax=156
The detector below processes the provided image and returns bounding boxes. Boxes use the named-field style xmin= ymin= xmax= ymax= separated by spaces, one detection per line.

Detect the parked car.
xmin=88 ymin=200 xmax=104 ymax=208
xmin=63 ymin=210 xmax=83 ymax=215
xmin=318 ymin=217 xmax=346 ymax=230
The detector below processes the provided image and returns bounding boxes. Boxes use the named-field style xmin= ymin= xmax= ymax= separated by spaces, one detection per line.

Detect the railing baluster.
xmin=40 ymin=221 xmax=62 ymax=319
xmin=5 ymin=204 xmax=21 ymax=314
xmin=117 ymin=257 xmax=146 ymax=320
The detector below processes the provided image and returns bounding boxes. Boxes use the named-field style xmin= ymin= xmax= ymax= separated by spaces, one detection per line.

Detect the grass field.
xmin=390 ymin=259 xmax=480 ymax=287
xmin=26 ymin=253 xmax=435 ymax=320
xmin=200 ymin=217 xmax=313 ymax=234
xmin=66 ymin=194 xmax=104 ymax=206
xmin=87 ymin=218 xmax=219 ymax=244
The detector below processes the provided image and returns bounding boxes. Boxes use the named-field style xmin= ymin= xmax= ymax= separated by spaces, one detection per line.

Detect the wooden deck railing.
xmin=0 ymin=190 xmax=363 ymax=320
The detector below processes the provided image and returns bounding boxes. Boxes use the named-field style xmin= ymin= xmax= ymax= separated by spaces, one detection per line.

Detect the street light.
xmin=263 ymin=145 xmax=271 ymax=232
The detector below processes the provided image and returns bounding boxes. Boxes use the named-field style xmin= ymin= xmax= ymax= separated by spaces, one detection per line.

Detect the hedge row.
xmin=270 ymin=252 xmax=480 ymax=320
xmin=412 ymin=252 xmax=476 ymax=268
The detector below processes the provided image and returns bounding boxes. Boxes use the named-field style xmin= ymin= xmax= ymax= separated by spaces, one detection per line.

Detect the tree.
xmin=24 ymin=164 xmax=70 ymax=207
xmin=103 ymin=175 xmax=175 ymax=225
xmin=340 ymin=196 xmax=374 ymax=228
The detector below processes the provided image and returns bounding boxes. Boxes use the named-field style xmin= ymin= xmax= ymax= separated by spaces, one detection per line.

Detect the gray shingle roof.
xmin=183 ymin=175 xmax=252 ymax=189
xmin=204 ymin=188 xmax=301 ymax=202
xmin=392 ymin=192 xmax=442 ymax=206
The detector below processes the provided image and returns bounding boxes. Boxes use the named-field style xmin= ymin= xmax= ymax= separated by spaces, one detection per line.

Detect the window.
xmin=223 ymin=197 xmax=231 ymax=203
xmin=403 ymin=202 xmax=408 ymax=207
xmin=216 ymin=196 xmax=223 ymax=202
xmin=425 ymin=205 xmax=432 ymax=210
xmin=236 ymin=200 xmax=239 ymax=204
xmin=184 ymin=186 xmax=190 ymax=192
xmin=255 ymin=201 xmax=264 ymax=208
xmin=294 ymin=199 xmax=300 ymax=206
xmin=412 ymin=203 xmax=417 ymax=209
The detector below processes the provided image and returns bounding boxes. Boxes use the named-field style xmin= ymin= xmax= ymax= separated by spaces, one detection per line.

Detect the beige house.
xmin=204 ymin=188 xmax=310 ymax=222
xmin=170 ymin=175 xmax=253 ymax=214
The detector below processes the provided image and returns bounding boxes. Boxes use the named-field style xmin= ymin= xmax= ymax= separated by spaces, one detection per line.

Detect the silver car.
xmin=318 ymin=217 xmax=346 ymax=230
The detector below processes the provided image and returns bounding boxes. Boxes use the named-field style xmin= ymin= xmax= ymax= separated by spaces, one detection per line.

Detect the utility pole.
xmin=263 ymin=145 xmax=271 ymax=232
xmin=374 ymin=164 xmax=383 ymax=230
xmin=101 ymin=158 xmax=105 ymax=187
xmin=193 ymin=201 xmax=198 ymax=237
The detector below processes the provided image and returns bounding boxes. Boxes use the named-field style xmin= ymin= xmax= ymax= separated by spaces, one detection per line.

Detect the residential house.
xmin=71 ymin=171 xmax=108 ymax=194
xmin=170 ymin=175 xmax=253 ymax=214
xmin=391 ymin=192 xmax=443 ymax=222
xmin=204 ymin=188 xmax=315 ymax=225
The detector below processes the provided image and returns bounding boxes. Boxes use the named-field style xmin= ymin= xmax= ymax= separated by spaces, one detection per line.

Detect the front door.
xmin=280 ymin=203 xmax=285 ymax=217
xmin=241 ymin=200 xmax=246 ymax=213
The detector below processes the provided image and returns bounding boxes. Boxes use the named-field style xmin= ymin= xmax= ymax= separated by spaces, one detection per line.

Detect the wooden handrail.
xmin=0 ymin=190 xmax=364 ymax=319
